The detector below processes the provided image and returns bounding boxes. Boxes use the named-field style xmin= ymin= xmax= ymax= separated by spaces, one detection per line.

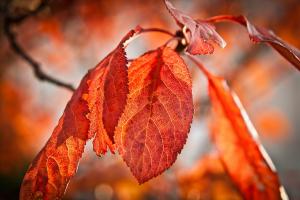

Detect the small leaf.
xmin=164 ymin=0 xmax=226 ymax=55
xmin=87 ymin=29 xmax=138 ymax=155
xmin=115 ymin=47 xmax=193 ymax=183
xmin=20 ymin=28 xmax=139 ymax=199
xmin=206 ymin=15 xmax=300 ymax=71
xmin=207 ymin=71 xmax=287 ymax=199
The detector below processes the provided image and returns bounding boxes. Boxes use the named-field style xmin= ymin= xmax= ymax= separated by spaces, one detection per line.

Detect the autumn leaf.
xmin=208 ymin=77 xmax=285 ymax=199
xmin=206 ymin=15 xmax=300 ymax=71
xmin=20 ymin=74 xmax=90 ymax=200
xmin=86 ymin=29 xmax=139 ymax=156
xmin=209 ymin=77 xmax=287 ymax=199
xmin=189 ymin=56 xmax=288 ymax=200
xmin=164 ymin=0 xmax=226 ymax=55
xmin=20 ymin=28 xmax=139 ymax=200
xmin=115 ymin=47 xmax=193 ymax=184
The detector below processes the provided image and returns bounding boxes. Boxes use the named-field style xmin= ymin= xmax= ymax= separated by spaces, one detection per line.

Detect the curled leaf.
xmin=20 ymin=28 xmax=139 ymax=199
xmin=164 ymin=0 xmax=226 ymax=55
xmin=206 ymin=15 xmax=300 ymax=71
xmin=188 ymin=55 xmax=287 ymax=199
xmin=208 ymin=71 xmax=288 ymax=199
xmin=115 ymin=47 xmax=193 ymax=183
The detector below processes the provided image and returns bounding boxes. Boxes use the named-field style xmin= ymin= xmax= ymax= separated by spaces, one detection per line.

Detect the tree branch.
xmin=3 ymin=0 xmax=75 ymax=92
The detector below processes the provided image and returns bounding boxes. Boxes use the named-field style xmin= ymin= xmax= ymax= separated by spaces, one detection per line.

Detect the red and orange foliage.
xmin=205 ymin=15 xmax=300 ymax=71
xmin=115 ymin=47 xmax=193 ymax=183
xmin=20 ymin=29 xmax=139 ymax=199
xmin=86 ymin=29 xmax=139 ymax=156
xmin=165 ymin=0 xmax=226 ymax=55
xmin=20 ymin=69 xmax=90 ymax=199
xmin=197 ymin=60 xmax=285 ymax=199
xmin=1 ymin=0 xmax=299 ymax=199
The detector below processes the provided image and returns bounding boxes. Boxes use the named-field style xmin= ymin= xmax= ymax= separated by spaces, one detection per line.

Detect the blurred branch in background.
xmin=2 ymin=0 xmax=75 ymax=91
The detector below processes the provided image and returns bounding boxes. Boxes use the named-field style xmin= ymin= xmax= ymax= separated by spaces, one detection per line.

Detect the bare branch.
xmin=3 ymin=0 xmax=75 ymax=92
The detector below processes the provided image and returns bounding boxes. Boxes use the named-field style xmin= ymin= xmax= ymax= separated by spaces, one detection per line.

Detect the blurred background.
xmin=0 ymin=0 xmax=299 ymax=199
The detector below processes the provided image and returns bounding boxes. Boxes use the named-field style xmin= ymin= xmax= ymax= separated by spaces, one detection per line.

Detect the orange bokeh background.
xmin=0 ymin=0 xmax=300 ymax=199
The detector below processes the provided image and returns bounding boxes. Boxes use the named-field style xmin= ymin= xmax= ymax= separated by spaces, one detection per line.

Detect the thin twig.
xmin=3 ymin=0 xmax=75 ymax=92
xmin=139 ymin=27 xmax=175 ymax=37
xmin=6 ymin=0 xmax=49 ymax=24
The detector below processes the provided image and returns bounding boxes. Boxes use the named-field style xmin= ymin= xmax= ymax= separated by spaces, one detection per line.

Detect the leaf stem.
xmin=204 ymin=15 xmax=247 ymax=27
xmin=123 ymin=26 xmax=176 ymax=47
xmin=139 ymin=27 xmax=175 ymax=37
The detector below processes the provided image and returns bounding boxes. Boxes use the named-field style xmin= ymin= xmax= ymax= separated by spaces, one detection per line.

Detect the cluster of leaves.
xmin=20 ymin=0 xmax=300 ymax=199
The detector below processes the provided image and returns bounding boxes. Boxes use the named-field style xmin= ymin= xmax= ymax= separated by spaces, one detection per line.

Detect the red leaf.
xmin=206 ymin=15 xmax=300 ymax=71
xmin=20 ymin=29 xmax=139 ymax=199
xmin=87 ymin=29 xmax=138 ymax=155
xmin=115 ymin=47 xmax=193 ymax=183
xmin=195 ymin=61 xmax=288 ymax=199
xmin=164 ymin=0 xmax=226 ymax=55
xmin=20 ymin=75 xmax=90 ymax=200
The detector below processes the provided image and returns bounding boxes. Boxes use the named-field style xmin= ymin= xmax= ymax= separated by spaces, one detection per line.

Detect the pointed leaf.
xmin=165 ymin=0 xmax=226 ymax=55
xmin=207 ymin=71 xmax=287 ymax=199
xmin=206 ymin=15 xmax=300 ymax=71
xmin=115 ymin=47 xmax=193 ymax=183
xmin=20 ymin=29 xmax=139 ymax=199
xmin=87 ymin=29 xmax=138 ymax=155
xmin=20 ymin=75 xmax=90 ymax=200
